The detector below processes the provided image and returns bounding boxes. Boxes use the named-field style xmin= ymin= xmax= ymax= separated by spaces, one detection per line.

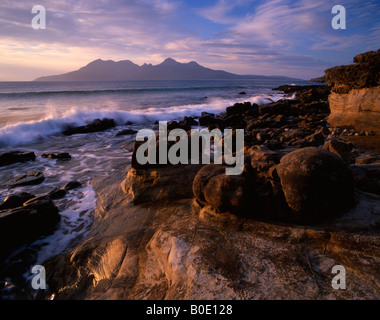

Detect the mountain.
xmin=34 ymin=58 xmax=297 ymax=81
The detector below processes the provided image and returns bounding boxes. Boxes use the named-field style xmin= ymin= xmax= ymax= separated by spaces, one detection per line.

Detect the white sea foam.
xmin=0 ymin=93 xmax=290 ymax=148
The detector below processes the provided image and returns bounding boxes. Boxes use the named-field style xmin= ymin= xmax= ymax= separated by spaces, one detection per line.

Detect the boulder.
xmin=63 ymin=180 xmax=82 ymax=191
xmin=0 ymin=151 xmax=36 ymax=167
xmin=276 ymin=147 xmax=354 ymax=223
xmin=192 ymin=164 xmax=252 ymax=214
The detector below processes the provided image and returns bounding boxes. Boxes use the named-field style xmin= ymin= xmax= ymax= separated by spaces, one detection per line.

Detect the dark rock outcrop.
xmin=41 ymin=152 xmax=71 ymax=160
xmin=63 ymin=118 xmax=115 ymax=135
xmin=115 ymin=129 xmax=138 ymax=136
xmin=0 ymin=151 xmax=36 ymax=167
xmin=0 ymin=196 xmax=60 ymax=260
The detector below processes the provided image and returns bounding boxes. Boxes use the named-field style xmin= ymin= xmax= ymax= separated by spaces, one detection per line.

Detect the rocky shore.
xmin=1 ymin=50 xmax=380 ymax=300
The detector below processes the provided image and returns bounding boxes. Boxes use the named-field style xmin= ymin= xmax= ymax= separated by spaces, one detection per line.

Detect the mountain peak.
xmin=161 ymin=57 xmax=178 ymax=65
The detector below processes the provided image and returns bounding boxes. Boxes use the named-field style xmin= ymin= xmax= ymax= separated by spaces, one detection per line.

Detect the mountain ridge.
xmin=34 ymin=58 xmax=301 ymax=81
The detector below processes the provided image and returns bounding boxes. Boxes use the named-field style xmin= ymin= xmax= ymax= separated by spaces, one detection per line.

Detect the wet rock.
xmin=8 ymin=171 xmax=45 ymax=188
xmin=63 ymin=181 xmax=82 ymax=191
xmin=226 ymin=102 xmax=255 ymax=116
xmin=63 ymin=118 xmax=116 ymax=135
xmin=0 ymin=192 xmax=35 ymax=210
xmin=0 ymin=151 xmax=36 ymax=167
xmin=41 ymin=152 xmax=72 ymax=160
xmin=47 ymin=188 xmax=67 ymax=199
xmin=116 ymin=129 xmax=138 ymax=136
xmin=0 ymin=196 xmax=60 ymax=260
xmin=277 ymin=147 xmax=354 ymax=224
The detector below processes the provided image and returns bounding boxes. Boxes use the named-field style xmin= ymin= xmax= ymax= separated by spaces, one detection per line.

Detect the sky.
xmin=0 ymin=0 xmax=379 ymax=80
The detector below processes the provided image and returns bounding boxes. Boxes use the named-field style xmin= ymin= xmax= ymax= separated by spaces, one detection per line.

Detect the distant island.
xmin=34 ymin=58 xmax=301 ymax=81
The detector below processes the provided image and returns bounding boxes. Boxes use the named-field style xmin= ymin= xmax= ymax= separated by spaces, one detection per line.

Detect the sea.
xmin=0 ymin=78 xmax=313 ymax=298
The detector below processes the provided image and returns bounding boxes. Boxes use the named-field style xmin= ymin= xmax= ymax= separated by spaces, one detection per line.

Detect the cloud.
xmin=0 ymin=0 xmax=379 ymax=80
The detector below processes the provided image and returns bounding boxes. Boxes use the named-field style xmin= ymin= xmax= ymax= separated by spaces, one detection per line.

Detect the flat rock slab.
xmin=40 ymin=171 xmax=380 ymax=300
xmin=8 ymin=171 xmax=45 ymax=188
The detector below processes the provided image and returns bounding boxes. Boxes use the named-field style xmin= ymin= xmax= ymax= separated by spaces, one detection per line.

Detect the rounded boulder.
xmin=276 ymin=147 xmax=354 ymax=223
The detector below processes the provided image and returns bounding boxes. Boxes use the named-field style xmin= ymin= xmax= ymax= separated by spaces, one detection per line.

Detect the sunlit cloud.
xmin=0 ymin=0 xmax=379 ymax=80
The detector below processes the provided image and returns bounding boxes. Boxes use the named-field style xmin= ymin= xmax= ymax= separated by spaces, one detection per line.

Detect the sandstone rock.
xmin=39 ymin=170 xmax=380 ymax=300
xmin=327 ymin=86 xmax=380 ymax=134
xmin=325 ymin=49 xmax=380 ymax=134
xmin=63 ymin=118 xmax=115 ymax=135
xmin=277 ymin=147 xmax=354 ymax=224
xmin=192 ymin=164 xmax=252 ymax=214
xmin=122 ymin=164 xmax=204 ymax=204
xmin=325 ymin=49 xmax=380 ymax=94
xmin=0 ymin=151 xmax=36 ymax=167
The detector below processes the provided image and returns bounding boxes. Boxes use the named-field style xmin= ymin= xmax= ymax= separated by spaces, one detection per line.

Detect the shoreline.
xmin=1 ymin=76 xmax=380 ymax=299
